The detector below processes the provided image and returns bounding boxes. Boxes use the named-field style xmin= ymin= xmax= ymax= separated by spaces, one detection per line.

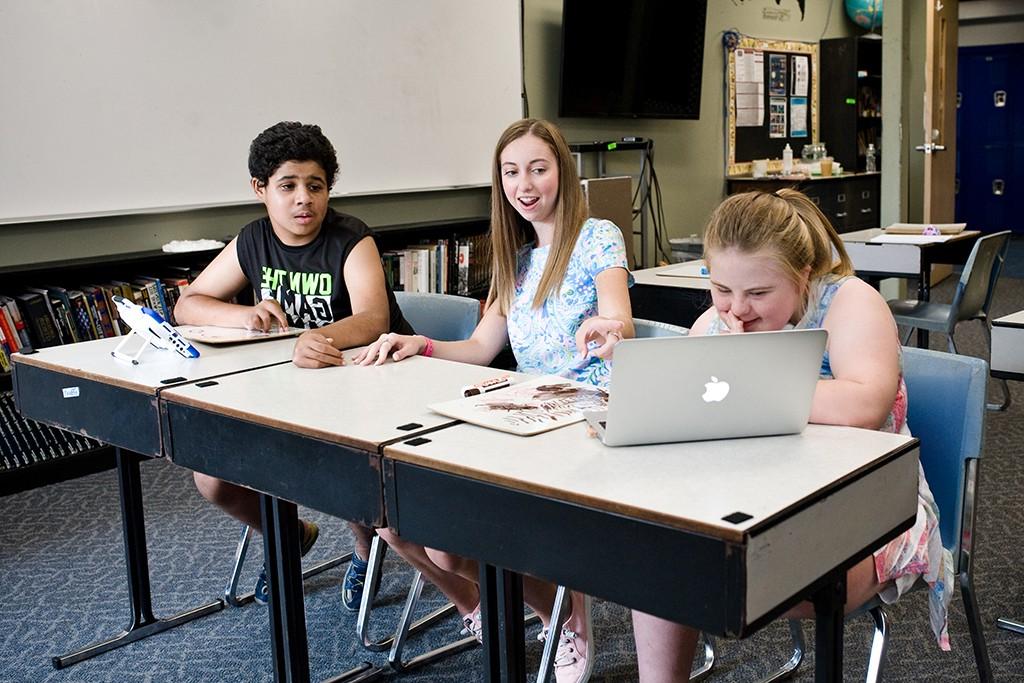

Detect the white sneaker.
xmin=545 ymin=592 xmax=594 ymax=683
xmin=459 ymin=605 xmax=483 ymax=643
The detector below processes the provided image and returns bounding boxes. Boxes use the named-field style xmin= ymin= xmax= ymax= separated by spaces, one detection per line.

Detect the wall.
xmin=959 ymin=0 xmax=1024 ymax=46
xmin=2 ymin=0 xmax=859 ymax=270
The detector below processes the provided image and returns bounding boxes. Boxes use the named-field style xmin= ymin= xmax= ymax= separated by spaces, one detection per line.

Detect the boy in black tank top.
xmin=175 ymin=121 xmax=409 ymax=607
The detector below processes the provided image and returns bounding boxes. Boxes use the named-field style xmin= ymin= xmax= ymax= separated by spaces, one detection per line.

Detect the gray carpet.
xmin=2 ymin=274 xmax=1024 ymax=682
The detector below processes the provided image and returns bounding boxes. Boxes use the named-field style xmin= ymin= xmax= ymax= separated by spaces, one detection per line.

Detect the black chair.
xmin=887 ymin=230 xmax=1011 ymax=410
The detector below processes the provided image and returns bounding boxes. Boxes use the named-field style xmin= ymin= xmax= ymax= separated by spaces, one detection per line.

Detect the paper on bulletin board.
xmin=769 ymin=97 xmax=787 ymax=138
xmin=790 ymin=96 xmax=808 ymax=138
xmin=769 ymin=54 xmax=787 ymax=96
xmin=792 ymin=55 xmax=809 ymax=96
xmin=735 ymin=49 xmax=765 ymax=127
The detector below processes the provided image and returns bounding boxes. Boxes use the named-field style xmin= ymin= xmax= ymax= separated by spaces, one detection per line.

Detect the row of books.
xmin=382 ymin=234 xmax=491 ymax=296
xmin=0 ymin=270 xmax=196 ymax=372
xmin=0 ymin=390 xmax=103 ymax=471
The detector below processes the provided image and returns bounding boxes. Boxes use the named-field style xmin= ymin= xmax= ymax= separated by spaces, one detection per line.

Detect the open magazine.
xmin=175 ymin=324 xmax=304 ymax=345
xmin=428 ymin=374 xmax=608 ymax=436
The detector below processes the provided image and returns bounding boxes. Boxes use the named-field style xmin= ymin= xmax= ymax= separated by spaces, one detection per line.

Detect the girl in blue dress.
xmin=355 ymin=118 xmax=634 ymax=683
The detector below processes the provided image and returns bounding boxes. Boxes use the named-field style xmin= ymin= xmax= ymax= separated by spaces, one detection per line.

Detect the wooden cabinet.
xmin=821 ymin=36 xmax=882 ymax=173
xmin=725 ymin=173 xmax=881 ymax=233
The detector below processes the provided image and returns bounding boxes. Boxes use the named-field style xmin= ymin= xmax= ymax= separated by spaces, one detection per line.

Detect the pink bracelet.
xmin=421 ymin=336 xmax=434 ymax=357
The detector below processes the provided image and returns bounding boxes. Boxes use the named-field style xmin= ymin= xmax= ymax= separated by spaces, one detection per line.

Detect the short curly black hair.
xmin=248 ymin=121 xmax=339 ymax=188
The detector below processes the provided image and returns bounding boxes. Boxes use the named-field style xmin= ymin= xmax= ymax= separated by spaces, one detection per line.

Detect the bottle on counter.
xmin=782 ymin=143 xmax=793 ymax=175
xmin=865 ymin=143 xmax=877 ymax=172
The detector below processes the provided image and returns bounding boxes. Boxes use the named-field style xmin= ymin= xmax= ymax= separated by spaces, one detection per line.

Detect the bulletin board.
xmin=724 ymin=34 xmax=819 ymax=176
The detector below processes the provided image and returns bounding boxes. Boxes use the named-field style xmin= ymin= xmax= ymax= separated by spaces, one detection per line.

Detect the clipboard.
xmin=176 ymin=324 xmax=304 ymax=345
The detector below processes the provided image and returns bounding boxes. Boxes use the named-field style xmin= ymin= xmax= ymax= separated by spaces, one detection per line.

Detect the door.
xmin=921 ymin=0 xmax=959 ymax=223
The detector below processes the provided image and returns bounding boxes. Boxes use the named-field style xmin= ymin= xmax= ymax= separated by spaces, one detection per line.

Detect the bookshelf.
xmin=820 ymin=36 xmax=882 ymax=174
xmin=373 ymin=216 xmax=492 ymax=298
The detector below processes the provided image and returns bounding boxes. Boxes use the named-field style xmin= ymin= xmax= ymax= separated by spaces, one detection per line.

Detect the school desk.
xmin=991 ymin=310 xmax=1024 ymax=636
xmin=159 ymin=354 xmax=518 ymax=683
xmin=383 ymin=421 xmax=920 ymax=683
xmin=991 ymin=310 xmax=1024 ymax=383
xmin=630 ymin=262 xmax=711 ymax=328
xmin=841 ymin=228 xmax=982 ymax=346
xmin=10 ymin=335 xmax=298 ymax=668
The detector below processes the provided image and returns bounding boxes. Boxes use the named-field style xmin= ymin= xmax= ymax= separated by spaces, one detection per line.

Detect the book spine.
xmin=55 ymin=298 xmax=80 ymax=343
xmin=139 ymin=280 xmax=167 ymax=320
xmin=98 ymin=286 xmax=121 ymax=336
xmin=3 ymin=298 xmax=32 ymax=348
xmin=457 ymin=242 xmax=470 ymax=296
xmin=68 ymin=292 xmax=96 ymax=341
xmin=88 ymin=288 xmax=116 ymax=338
xmin=16 ymin=293 xmax=61 ymax=348
xmin=47 ymin=298 xmax=73 ymax=345
xmin=418 ymin=249 xmax=430 ymax=293
xmin=81 ymin=290 xmax=103 ymax=338
xmin=0 ymin=306 xmax=19 ymax=353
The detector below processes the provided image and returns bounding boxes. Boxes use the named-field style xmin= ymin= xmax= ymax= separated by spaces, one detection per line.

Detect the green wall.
xmin=2 ymin=0 xmax=860 ymax=270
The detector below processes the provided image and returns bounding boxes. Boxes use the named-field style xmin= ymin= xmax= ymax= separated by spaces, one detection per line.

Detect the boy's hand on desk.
xmin=244 ymin=299 xmax=288 ymax=332
xmin=293 ymin=331 xmax=344 ymax=368
xmin=575 ymin=316 xmax=624 ymax=360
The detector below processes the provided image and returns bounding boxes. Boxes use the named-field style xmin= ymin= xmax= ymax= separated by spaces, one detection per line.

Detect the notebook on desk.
xmin=584 ymin=329 xmax=827 ymax=447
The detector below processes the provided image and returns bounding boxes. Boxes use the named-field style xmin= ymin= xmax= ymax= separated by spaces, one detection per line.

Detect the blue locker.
xmin=956 ymin=43 xmax=1022 ymax=234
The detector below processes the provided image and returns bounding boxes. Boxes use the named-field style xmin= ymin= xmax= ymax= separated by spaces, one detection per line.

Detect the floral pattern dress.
xmin=707 ymin=276 xmax=954 ymax=650
xmin=506 ymin=218 xmax=632 ymax=388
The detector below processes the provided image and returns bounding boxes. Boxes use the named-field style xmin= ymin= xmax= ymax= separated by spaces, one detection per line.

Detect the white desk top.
xmin=842 ymin=228 xmax=980 ymax=245
xmin=385 ymin=421 xmax=916 ymax=541
xmin=387 ymin=421 xmax=918 ymax=623
xmin=994 ymin=310 xmax=1024 ymax=327
xmin=13 ymin=335 xmax=298 ymax=395
xmin=632 ymin=262 xmax=711 ymax=291
xmin=162 ymin=353 xmax=523 ymax=452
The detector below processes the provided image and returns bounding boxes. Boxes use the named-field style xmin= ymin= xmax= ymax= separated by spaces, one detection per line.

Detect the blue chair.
xmin=887 ymin=230 xmax=1011 ymax=410
xmin=394 ymin=291 xmax=480 ymax=342
xmin=752 ymin=347 xmax=993 ymax=683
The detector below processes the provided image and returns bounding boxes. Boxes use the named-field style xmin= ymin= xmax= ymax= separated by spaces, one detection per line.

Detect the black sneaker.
xmin=253 ymin=520 xmax=320 ymax=605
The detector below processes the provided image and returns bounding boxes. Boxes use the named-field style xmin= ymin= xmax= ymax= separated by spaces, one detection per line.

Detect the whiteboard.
xmin=0 ymin=0 xmax=523 ymax=223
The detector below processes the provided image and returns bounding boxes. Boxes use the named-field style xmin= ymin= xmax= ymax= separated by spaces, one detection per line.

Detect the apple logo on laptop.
xmin=702 ymin=376 xmax=730 ymax=403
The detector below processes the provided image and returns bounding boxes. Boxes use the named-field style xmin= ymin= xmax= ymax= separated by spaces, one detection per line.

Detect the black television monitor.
xmin=559 ymin=0 xmax=708 ymax=120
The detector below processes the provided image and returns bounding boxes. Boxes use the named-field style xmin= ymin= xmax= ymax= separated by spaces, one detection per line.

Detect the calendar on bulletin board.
xmin=724 ymin=33 xmax=819 ymax=176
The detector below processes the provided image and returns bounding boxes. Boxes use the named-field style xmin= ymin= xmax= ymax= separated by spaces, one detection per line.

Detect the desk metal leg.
xmin=259 ymin=494 xmax=383 ymax=683
xmin=261 ymin=494 xmax=310 ymax=683
xmin=917 ymin=270 xmax=931 ymax=348
xmin=480 ymin=563 xmax=527 ymax=683
xmin=53 ymin=448 xmax=224 ymax=669
xmin=812 ymin=573 xmax=847 ymax=683
xmin=996 ymin=618 xmax=1024 ymax=635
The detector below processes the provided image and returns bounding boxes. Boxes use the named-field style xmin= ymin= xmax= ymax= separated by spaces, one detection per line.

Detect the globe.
xmin=845 ymin=0 xmax=883 ymax=31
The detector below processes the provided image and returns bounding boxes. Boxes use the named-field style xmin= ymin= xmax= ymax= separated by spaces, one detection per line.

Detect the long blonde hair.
xmin=487 ymin=118 xmax=588 ymax=314
xmin=703 ymin=189 xmax=854 ymax=316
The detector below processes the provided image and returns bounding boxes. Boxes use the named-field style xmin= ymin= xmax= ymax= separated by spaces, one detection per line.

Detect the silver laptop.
xmin=584 ymin=329 xmax=827 ymax=447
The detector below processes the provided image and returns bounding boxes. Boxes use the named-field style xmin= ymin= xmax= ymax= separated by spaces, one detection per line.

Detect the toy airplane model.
xmin=110 ymin=295 xmax=200 ymax=364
